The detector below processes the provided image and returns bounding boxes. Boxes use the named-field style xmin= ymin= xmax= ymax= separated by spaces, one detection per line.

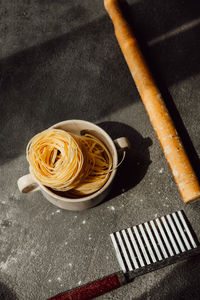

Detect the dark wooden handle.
xmin=48 ymin=272 xmax=124 ymax=300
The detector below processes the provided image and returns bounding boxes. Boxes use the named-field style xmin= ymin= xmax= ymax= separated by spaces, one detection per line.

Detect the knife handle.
xmin=48 ymin=272 xmax=125 ymax=300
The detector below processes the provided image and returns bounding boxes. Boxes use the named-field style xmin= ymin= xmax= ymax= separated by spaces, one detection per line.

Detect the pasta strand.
xmin=26 ymin=129 xmax=113 ymax=197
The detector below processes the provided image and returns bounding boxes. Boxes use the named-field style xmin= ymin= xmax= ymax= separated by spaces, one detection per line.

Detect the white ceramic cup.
xmin=17 ymin=120 xmax=130 ymax=211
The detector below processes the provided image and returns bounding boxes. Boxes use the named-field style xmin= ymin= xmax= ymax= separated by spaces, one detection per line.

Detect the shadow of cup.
xmin=0 ymin=282 xmax=18 ymax=300
xmin=97 ymin=121 xmax=152 ymax=201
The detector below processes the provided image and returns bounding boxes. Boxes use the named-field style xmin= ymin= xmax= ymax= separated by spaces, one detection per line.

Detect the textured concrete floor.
xmin=1 ymin=0 xmax=200 ymax=299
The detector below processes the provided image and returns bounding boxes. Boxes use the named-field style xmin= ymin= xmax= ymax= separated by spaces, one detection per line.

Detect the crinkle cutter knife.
xmin=48 ymin=210 xmax=200 ymax=300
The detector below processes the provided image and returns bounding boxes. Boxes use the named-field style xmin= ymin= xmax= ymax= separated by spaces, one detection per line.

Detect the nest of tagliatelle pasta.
xmin=26 ymin=128 xmax=113 ymax=197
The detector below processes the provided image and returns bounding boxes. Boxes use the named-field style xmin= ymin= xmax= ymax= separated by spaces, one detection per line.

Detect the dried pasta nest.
xmin=26 ymin=129 xmax=113 ymax=197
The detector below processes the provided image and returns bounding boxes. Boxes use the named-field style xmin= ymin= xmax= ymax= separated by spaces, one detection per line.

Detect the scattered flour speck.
xmin=68 ymin=263 xmax=72 ymax=267
xmin=30 ymin=251 xmax=36 ymax=256
xmin=82 ymin=220 xmax=86 ymax=224
xmin=173 ymin=170 xmax=179 ymax=177
xmin=56 ymin=209 xmax=61 ymax=213
xmin=164 ymin=146 xmax=172 ymax=155
xmin=78 ymin=281 xmax=82 ymax=285
xmin=57 ymin=277 xmax=61 ymax=282
xmin=0 ymin=256 xmax=17 ymax=271
xmin=74 ymin=216 xmax=77 ymax=219
xmin=159 ymin=168 xmax=164 ymax=174
xmin=154 ymin=214 xmax=158 ymax=217
xmin=48 ymin=279 xmax=52 ymax=283
xmin=65 ymin=242 xmax=68 ymax=245
xmin=110 ymin=206 xmax=115 ymax=211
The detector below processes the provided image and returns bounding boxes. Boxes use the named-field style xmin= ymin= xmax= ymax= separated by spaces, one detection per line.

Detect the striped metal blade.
xmin=110 ymin=210 xmax=199 ymax=273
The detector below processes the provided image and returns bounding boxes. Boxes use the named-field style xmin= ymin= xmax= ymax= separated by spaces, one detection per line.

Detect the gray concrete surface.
xmin=1 ymin=0 xmax=200 ymax=299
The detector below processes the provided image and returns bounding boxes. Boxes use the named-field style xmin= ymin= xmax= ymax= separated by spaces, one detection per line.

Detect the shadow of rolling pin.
xmin=104 ymin=0 xmax=200 ymax=203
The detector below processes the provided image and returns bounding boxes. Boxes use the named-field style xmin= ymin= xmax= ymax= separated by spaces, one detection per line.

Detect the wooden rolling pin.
xmin=104 ymin=0 xmax=200 ymax=203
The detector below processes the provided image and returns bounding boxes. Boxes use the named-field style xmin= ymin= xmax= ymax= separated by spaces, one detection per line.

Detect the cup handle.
xmin=114 ymin=137 xmax=131 ymax=152
xmin=17 ymin=174 xmax=40 ymax=193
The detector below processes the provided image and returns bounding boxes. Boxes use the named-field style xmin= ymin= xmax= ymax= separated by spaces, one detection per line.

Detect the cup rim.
xmin=31 ymin=119 xmax=118 ymax=203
